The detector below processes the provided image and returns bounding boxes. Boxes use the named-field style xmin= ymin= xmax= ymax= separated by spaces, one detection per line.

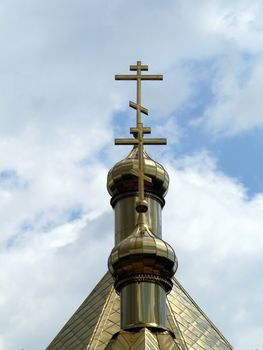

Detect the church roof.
xmin=46 ymin=272 xmax=233 ymax=350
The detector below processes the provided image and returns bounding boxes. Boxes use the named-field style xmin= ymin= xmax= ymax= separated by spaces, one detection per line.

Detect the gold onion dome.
xmin=107 ymin=146 xmax=169 ymax=199
xmin=108 ymin=222 xmax=178 ymax=293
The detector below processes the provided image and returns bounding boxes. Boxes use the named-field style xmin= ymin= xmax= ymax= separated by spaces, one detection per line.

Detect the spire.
xmin=114 ymin=61 xmax=166 ymax=218
xmin=46 ymin=61 xmax=234 ymax=350
xmin=108 ymin=61 xmax=177 ymax=334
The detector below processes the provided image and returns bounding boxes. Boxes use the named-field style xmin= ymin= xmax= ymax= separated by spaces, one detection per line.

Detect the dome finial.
xmin=115 ymin=61 xmax=166 ymax=215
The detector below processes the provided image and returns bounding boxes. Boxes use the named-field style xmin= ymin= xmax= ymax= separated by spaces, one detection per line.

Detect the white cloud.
xmin=1 ymin=152 xmax=262 ymax=349
xmin=0 ymin=122 xmax=111 ymax=245
xmin=0 ymin=0 xmax=262 ymax=349
xmin=199 ymin=54 xmax=263 ymax=135
xmin=209 ymin=1 xmax=263 ymax=53
xmin=0 ymin=211 xmax=113 ymax=350
xmin=163 ymin=154 xmax=263 ymax=349
xmin=1 ymin=0 xmax=262 ymax=139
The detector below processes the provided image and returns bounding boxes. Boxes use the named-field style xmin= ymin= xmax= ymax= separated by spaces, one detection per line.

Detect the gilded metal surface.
xmin=108 ymin=223 xmax=177 ymax=293
xmin=167 ymin=278 xmax=234 ymax=350
xmin=108 ymin=217 xmax=177 ymax=329
xmin=115 ymin=74 xmax=163 ymax=80
xmin=46 ymin=61 xmax=233 ymax=349
xmin=107 ymin=146 xmax=169 ymax=200
xmin=120 ymin=282 xmax=166 ymax=330
xmin=105 ymin=328 xmax=180 ymax=350
xmin=87 ymin=285 xmax=119 ymax=350
xmin=114 ymin=194 xmax=162 ymax=244
xmin=114 ymin=61 xmax=166 ymax=213
xmin=109 ymin=61 xmax=175 ymax=331
xmin=109 ymin=62 xmax=177 ymax=334
xmin=46 ymin=273 xmax=115 ymax=350
xmin=46 ymin=272 xmax=234 ymax=349
xmin=114 ymin=138 xmax=166 ymax=145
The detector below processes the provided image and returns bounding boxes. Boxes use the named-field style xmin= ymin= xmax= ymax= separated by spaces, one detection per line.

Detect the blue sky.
xmin=0 ymin=1 xmax=263 ymax=349
xmin=113 ymin=57 xmax=263 ymax=197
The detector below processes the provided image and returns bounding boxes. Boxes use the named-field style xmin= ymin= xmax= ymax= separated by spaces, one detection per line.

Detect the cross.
xmin=115 ymin=61 xmax=166 ymax=216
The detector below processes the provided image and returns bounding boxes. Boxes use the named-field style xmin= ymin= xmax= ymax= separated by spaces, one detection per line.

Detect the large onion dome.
xmin=107 ymin=146 xmax=169 ymax=199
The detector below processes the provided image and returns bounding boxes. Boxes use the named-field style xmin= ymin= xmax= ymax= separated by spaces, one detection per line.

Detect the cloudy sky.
xmin=0 ymin=0 xmax=262 ymax=349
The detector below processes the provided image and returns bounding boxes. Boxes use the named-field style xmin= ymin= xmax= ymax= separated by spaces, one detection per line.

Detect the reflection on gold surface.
xmin=107 ymin=147 xmax=169 ymax=200
xmin=46 ymin=273 xmax=234 ymax=350
xmin=108 ymin=61 xmax=177 ymax=334
xmin=121 ymin=282 xmax=166 ymax=330
xmin=105 ymin=327 xmax=181 ymax=350
xmin=114 ymin=193 xmax=162 ymax=244
xmin=108 ymin=218 xmax=177 ymax=330
xmin=46 ymin=61 xmax=234 ymax=349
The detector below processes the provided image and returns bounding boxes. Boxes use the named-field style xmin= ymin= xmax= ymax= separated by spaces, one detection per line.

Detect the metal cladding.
xmin=107 ymin=61 xmax=178 ymax=333
xmin=46 ymin=272 xmax=234 ymax=350
xmin=107 ymin=146 xmax=169 ymax=200
xmin=108 ymin=222 xmax=178 ymax=293
xmin=105 ymin=327 xmax=180 ymax=350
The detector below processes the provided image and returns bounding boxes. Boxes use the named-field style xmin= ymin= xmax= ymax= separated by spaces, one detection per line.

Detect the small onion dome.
xmin=108 ymin=223 xmax=178 ymax=293
xmin=107 ymin=146 xmax=169 ymax=199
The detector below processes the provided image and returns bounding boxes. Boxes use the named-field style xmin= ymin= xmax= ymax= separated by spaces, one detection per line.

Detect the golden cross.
xmin=115 ymin=61 xmax=166 ymax=215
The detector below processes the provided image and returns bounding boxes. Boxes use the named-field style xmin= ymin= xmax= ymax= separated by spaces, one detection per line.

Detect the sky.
xmin=0 ymin=0 xmax=263 ymax=349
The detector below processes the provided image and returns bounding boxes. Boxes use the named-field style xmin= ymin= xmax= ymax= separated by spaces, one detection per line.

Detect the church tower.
xmin=46 ymin=62 xmax=234 ymax=350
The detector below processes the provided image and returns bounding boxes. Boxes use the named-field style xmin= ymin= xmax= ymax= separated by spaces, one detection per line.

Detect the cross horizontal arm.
xmin=143 ymin=138 xmax=167 ymax=145
xmin=115 ymin=138 xmax=167 ymax=145
xmin=130 ymin=127 xmax=151 ymax=134
xmin=115 ymin=138 xmax=139 ymax=145
xmin=115 ymin=75 xmax=163 ymax=81
xmin=141 ymin=75 xmax=163 ymax=80
xmin=130 ymin=64 xmax=148 ymax=71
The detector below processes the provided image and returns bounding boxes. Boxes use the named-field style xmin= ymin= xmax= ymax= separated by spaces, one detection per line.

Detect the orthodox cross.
xmin=115 ymin=61 xmax=166 ymax=216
